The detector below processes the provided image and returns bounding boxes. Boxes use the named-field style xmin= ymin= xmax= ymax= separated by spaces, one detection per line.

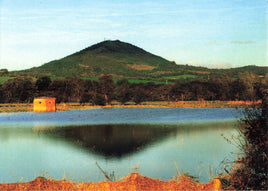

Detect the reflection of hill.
xmin=41 ymin=124 xmax=178 ymax=158
xmin=0 ymin=121 xmax=236 ymax=158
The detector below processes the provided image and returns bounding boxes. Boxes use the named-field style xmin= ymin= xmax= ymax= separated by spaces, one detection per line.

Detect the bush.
xmin=132 ymin=86 xmax=147 ymax=105
xmin=92 ymin=94 xmax=106 ymax=106
xmin=227 ymin=95 xmax=268 ymax=190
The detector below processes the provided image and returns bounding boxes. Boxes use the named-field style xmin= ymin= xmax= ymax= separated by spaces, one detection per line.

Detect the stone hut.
xmin=33 ymin=97 xmax=56 ymax=112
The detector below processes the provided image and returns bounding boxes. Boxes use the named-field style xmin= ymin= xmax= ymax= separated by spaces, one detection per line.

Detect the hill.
xmin=220 ymin=65 xmax=268 ymax=78
xmin=13 ymin=40 xmax=268 ymax=80
xmin=21 ymin=40 xmax=181 ymax=79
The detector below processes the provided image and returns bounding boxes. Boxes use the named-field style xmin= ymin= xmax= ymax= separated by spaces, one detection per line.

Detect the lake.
xmin=0 ymin=107 xmax=244 ymax=183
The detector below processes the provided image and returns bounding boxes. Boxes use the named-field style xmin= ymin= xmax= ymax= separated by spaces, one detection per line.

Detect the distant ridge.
xmin=18 ymin=40 xmax=267 ymax=79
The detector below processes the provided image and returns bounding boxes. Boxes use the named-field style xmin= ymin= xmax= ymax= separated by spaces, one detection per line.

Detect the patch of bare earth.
xmin=127 ymin=64 xmax=156 ymax=71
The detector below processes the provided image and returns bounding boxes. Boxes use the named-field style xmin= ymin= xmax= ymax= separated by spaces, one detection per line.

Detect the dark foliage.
xmin=0 ymin=84 xmax=4 ymax=103
xmin=2 ymin=76 xmax=34 ymax=103
xmin=36 ymin=76 xmax=51 ymax=92
xmin=0 ymin=72 xmax=267 ymax=105
xmin=116 ymin=79 xmax=132 ymax=104
xmin=226 ymin=93 xmax=268 ymax=190
xmin=0 ymin=69 xmax=9 ymax=76
xmin=132 ymin=85 xmax=147 ymax=105
xmin=98 ymin=74 xmax=115 ymax=105
xmin=48 ymin=79 xmax=67 ymax=103
xmin=92 ymin=94 xmax=106 ymax=106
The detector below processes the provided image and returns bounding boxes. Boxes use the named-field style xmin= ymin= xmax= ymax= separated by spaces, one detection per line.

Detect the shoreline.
xmin=0 ymin=100 xmax=259 ymax=113
xmin=0 ymin=173 xmax=223 ymax=191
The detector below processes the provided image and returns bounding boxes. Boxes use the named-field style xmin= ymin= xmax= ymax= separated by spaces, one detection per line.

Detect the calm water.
xmin=0 ymin=108 xmax=243 ymax=183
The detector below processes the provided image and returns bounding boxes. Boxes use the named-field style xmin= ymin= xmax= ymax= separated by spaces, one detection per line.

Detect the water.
xmin=0 ymin=107 xmax=243 ymax=183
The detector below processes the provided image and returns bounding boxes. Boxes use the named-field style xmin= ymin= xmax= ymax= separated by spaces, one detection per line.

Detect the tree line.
xmin=0 ymin=72 xmax=267 ymax=105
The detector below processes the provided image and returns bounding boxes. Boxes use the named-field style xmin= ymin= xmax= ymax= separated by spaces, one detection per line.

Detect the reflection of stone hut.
xmin=33 ymin=97 xmax=56 ymax=112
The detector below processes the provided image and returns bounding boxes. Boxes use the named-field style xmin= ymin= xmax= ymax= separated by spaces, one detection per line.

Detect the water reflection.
xmin=40 ymin=124 xmax=179 ymax=158
xmin=0 ymin=121 xmax=239 ymax=183
xmin=0 ymin=107 xmax=241 ymax=183
xmin=0 ymin=127 xmax=33 ymax=141
xmin=38 ymin=122 xmax=237 ymax=160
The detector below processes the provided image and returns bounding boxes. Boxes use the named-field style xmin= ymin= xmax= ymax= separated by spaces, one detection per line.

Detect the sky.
xmin=0 ymin=0 xmax=267 ymax=71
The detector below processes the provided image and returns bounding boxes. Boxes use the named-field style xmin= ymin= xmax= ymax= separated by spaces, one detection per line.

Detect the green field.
xmin=0 ymin=76 xmax=169 ymax=85
xmin=50 ymin=76 xmax=99 ymax=81
xmin=51 ymin=76 xmax=169 ymax=84
xmin=165 ymin=75 xmax=198 ymax=80
xmin=127 ymin=79 xmax=168 ymax=84
xmin=0 ymin=77 xmax=13 ymax=84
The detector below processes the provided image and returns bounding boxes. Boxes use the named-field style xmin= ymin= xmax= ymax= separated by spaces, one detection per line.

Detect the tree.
xmin=142 ymin=82 xmax=157 ymax=101
xmin=132 ymin=85 xmax=147 ymax=105
xmin=252 ymin=75 xmax=268 ymax=101
xmin=2 ymin=76 xmax=34 ymax=103
xmin=0 ymin=69 xmax=8 ymax=76
xmin=209 ymin=74 xmax=233 ymax=100
xmin=230 ymin=79 xmax=245 ymax=100
xmin=238 ymin=72 xmax=258 ymax=101
xmin=79 ymin=79 xmax=93 ymax=104
xmin=90 ymin=80 xmax=106 ymax=106
xmin=154 ymin=84 xmax=172 ymax=101
xmin=48 ymin=79 xmax=67 ymax=103
xmin=169 ymin=81 xmax=187 ymax=101
xmin=35 ymin=76 xmax=52 ymax=95
xmin=0 ymin=84 xmax=4 ymax=103
xmin=115 ymin=79 xmax=131 ymax=105
xmin=2 ymin=79 xmax=14 ymax=102
xmin=21 ymin=78 xmax=35 ymax=103
xmin=64 ymin=76 xmax=85 ymax=102
xmin=98 ymin=74 xmax=115 ymax=105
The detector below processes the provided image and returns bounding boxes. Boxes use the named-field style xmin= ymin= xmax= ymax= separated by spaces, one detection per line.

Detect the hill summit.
xmin=76 ymin=40 xmax=151 ymax=55
xmin=26 ymin=40 xmax=178 ymax=78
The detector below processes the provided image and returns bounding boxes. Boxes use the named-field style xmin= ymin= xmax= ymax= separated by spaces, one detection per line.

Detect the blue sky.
xmin=0 ymin=0 xmax=266 ymax=70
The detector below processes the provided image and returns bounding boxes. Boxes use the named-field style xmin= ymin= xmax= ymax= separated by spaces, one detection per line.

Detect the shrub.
xmin=227 ymin=94 xmax=268 ymax=190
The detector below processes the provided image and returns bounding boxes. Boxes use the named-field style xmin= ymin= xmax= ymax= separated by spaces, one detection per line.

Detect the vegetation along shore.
xmin=0 ymin=173 xmax=222 ymax=191
xmin=0 ymin=72 xmax=267 ymax=108
xmin=0 ymin=100 xmax=261 ymax=113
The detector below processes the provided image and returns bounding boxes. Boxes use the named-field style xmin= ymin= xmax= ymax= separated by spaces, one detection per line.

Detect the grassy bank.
xmin=0 ymin=100 xmax=260 ymax=113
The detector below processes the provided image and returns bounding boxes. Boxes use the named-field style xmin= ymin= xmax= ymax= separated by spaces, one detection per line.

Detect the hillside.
xmin=14 ymin=40 xmax=268 ymax=80
xmin=220 ymin=65 xmax=268 ymax=78
xmin=21 ymin=40 xmax=181 ymax=79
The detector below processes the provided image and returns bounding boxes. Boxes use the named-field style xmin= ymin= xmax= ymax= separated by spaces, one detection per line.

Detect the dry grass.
xmin=0 ymin=100 xmax=260 ymax=113
xmin=0 ymin=103 xmax=33 ymax=113
xmin=167 ymin=100 xmax=261 ymax=108
xmin=0 ymin=173 xmax=222 ymax=191
xmin=127 ymin=64 xmax=156 ymax=71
